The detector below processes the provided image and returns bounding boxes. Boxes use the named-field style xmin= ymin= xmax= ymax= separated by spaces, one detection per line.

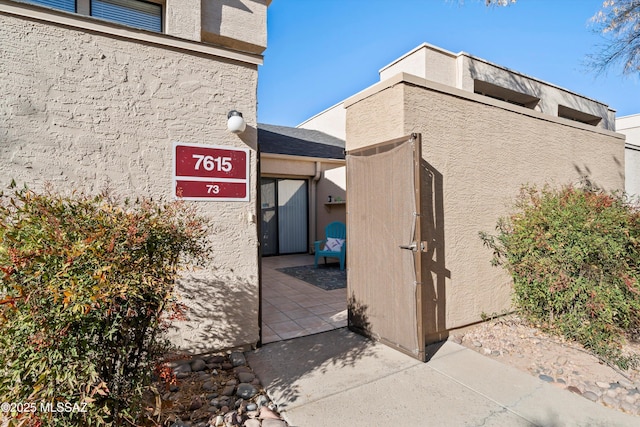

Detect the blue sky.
xmin=257 ymin=0 xmax=639 ymax=127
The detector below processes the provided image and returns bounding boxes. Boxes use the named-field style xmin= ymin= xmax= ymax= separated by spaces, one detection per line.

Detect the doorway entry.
xmin=261 ymin=178 xmax=308 ymax=256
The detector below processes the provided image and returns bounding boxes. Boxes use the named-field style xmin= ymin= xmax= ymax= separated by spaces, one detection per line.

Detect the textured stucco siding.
xmin=0 ymin=13 xmax=260 ymax=353
xmin=402 ymin=83 xmax=624 ymax=339
xmin=626 ymin=146 xmax=640 ymax=197
xmin=617 ymin=114 xmax=640 ymax=197
xmin=345 ymin=78 xmax=625 ymax=343
xmin=375 ymin=44 xmax=615 ymax=131
xmin=345 ymin=84 xmax=405 ymax=152
xmin=458 ymin=55 xmax=615 ymax=130
xmin=166 ymin=0 xmax=202 ymax=41
xmin=202 ymin=0 xmax=267 ymax=53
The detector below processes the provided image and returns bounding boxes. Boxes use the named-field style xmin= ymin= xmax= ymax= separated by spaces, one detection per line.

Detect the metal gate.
xmin=346 ymin=134 xmax=426 ymax=361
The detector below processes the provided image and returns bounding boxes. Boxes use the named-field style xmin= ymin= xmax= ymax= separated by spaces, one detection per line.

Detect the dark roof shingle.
xmin=258 ymin=123 xmax=345 ymax=159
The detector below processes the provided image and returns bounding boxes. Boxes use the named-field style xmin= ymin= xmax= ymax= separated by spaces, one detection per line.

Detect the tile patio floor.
xmin=261 ymin=254 xmax=347 ymax=344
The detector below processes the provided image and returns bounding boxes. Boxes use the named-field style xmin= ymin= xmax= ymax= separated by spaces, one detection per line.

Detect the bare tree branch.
xmin=588 ymin=0 xmax=640 ymax=74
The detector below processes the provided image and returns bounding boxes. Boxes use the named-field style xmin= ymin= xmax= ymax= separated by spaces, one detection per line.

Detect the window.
xmin=474 ymin=80 xmax=540 ymax=109
xmin=557 ymin=105 xmax=602 ymax=126
xmin=22 ymin=0 xmax=75 ymax=12
xmin=91 ymin=0 xmax=162 ymax=32
xmin=20 ymin=0 xmax=162 ymax=32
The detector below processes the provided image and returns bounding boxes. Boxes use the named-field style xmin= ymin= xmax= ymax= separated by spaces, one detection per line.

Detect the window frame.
xmin=21 ymin=0 xmax=76 ymax=12
xmin=21 ymin=0 xmax=165 ymax=32
xmin=88 ymin=0 xmax=163 ymax=33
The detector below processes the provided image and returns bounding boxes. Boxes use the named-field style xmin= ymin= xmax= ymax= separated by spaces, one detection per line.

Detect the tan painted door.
xmin=346 ymin=134 xmax=425 ymax=361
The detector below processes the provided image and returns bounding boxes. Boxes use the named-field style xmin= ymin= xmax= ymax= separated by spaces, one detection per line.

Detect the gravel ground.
xmin=141 ymin=315 xmax=640 ymax=424
xmin=450 ymin=314 xmax=640 ymax=416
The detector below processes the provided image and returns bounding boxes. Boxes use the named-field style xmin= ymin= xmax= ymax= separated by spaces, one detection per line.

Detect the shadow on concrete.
xmin=347 ymin=293 xmax=372 ymax=337
xmin=247 ymin=295 xmax=376 ymax=407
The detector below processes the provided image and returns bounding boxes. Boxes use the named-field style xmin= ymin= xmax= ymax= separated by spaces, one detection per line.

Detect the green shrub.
xmin=0 ymin=186 xmax=209 ymax=426
xmin=480 ymin=184 xmax=640 ymax=369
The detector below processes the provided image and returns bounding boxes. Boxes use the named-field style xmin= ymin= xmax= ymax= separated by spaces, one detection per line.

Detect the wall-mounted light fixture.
xmin=227 ymin=110 xmax=246 ymax=134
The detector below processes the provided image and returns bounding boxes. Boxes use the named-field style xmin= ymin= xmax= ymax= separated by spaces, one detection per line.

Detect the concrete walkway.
xmin=247 ymin=328 xmax=640 ymax=427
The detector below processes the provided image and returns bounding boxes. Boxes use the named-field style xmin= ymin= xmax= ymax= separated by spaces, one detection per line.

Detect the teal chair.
xmin=314 ymin=221 xmax=346 ymax=270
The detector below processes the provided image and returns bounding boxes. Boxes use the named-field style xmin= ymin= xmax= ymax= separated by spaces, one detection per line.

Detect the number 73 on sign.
xmin=173 ymin=143 xmax=249 ymax=201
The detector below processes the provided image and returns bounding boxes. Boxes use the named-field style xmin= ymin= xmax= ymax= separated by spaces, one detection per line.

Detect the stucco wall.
xmin=376 ymin=44 xmax=615 ymax=131
xmin=345 ymin=76 xmax=625 ymax=343
xmin=345 ymin=84 xmax=405 ymax=151
xmin=617 ymin=114 xmax=640 ymax=197
xmin=202 ymin=0 xmax=267 ymax=54
xmin=0 ymin=12 xmax=261 ymax=353
xmin=261 ymin=157 xmax=317 ymax=177
xmin=379 ymin=43 xmax=457 ymax=88
xmin=316 ymin=167 xmax=346 ymax=241
xmin=298 ymin=103 xmax=347 ymax=140
xmin=459 ymin=55 xmax=615 ymax=130
xmin=166 ymin=0 xmax=202 ymax=41
xmin=626 ymin=146 xmax=640 ymax=198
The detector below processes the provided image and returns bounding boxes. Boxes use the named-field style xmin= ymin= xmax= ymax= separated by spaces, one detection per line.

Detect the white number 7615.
xmin=192 ymin=154 xmax=232 ymax=172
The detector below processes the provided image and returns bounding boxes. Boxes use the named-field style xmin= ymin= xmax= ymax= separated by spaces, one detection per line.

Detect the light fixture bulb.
xmin=227 ymin=110 xmax=246 ymax=134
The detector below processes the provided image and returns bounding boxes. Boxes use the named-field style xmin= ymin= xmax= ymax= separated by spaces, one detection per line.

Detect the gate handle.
xmin=399 ymin=241 xmax=429 ymax=252
xmin=399 ymin=242 xmax=417 ymax=251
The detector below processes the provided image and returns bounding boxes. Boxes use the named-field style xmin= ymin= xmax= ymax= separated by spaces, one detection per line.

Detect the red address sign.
xmin=175 ymin=180 xmax=247 ymax=199
xmin=173 ymin=143 xmax=250 ymax=201
xmin=175 ymin=144 xmax=247 ymax=179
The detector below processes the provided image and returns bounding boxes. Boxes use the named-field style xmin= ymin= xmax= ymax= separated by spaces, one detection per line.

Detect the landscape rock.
xmin=259 ymin=406 xmax=281 ymax=420
xmin=190 ymin=358 xmax=206 ymax=372
xmin=256 ymin=395 xmax=270 ymax=408
xmin=207 ymin=355 xmax=226 ymax=364
xmin=237 ymin=383 xmax=258 ymax=399
xmin=617 ymin=379 xmax=634 ymax=388
xmin=602 ymin=394 xmax=618 ymax=408
xmin=261 ymin=419 xmax=287 ymax=427
xmin=238 ymin=372 xmax=255 ymax=383
xmin=224 ymin=410 xmax=244 ymax=426
xmin=567 ymin=385 xmax=582 ymax=395
xmin=222 ymin=385 xmax=235 ymax=396
xmin=189 ymin=397 xmax=203 ymax=411
xmin=230 ymin=351 xmax=247 ymax=367
xmin=459 ymin=314 xmax=640 ymax=415
xmin=173 ymin=364 xmax=192 ymax=375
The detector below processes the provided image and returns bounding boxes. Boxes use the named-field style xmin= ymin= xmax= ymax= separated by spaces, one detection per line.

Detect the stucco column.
xmin=166 ymin=0 xmax=202 ymax=41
